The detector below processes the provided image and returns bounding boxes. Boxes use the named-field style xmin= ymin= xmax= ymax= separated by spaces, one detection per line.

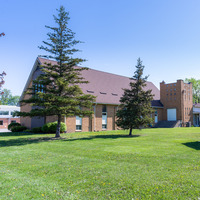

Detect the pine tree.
xmin=16 ymin=6 xmax=95 ymax=137
xmin=116 ymin=58 xmax=154 ymax=136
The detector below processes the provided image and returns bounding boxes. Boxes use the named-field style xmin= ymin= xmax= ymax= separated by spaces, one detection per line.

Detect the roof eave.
xmin=18 ymin=57 xmax=40 ymax=106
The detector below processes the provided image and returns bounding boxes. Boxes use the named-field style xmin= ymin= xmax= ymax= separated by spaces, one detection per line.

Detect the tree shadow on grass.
xmin=183 ymin=141 xmax=200 ymax=150
xmin=0 ymin=134 xmax=140 ymax=147
xmin=64 ymin=134 xmax=140 ymax=142
xmin=0 ymin=132 xmax=44 ymax=137
xmin=0 ymin=137 xmax=53 ymax=147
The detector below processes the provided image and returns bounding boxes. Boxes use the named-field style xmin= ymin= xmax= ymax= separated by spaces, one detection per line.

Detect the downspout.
xmin=94 ymin=103 xmax=97 ymax=131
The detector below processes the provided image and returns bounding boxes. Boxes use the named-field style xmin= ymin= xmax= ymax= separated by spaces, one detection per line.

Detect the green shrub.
xmin=42 ymin=122 xmax=66 ymax=133
xmin=11 ymin=126 xmax=27 ymax=132
xmin=24 ymin=129 xmax=32 ymax=132
xmin=32 ymin=127 xmax=43 ymax=133
xmin=8 ymin=122 xmax=21 ymax=130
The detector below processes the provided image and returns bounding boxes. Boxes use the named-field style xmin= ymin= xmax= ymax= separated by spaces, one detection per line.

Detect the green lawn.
xmin=0 ymin=128 xmax=200 ymax=200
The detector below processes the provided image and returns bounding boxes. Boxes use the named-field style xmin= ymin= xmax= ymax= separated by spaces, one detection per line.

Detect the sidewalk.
xmin=0 ymin=129 xmax=11 ymax=132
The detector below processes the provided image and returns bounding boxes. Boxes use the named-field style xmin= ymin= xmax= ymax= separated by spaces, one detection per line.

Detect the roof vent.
xmin=100 ymin=92 xmax=107 ymax=95
xmin=87 ymin=90 xmax=94 ymax=93
xmin=112 ymin=93 xmax=118 ymax=96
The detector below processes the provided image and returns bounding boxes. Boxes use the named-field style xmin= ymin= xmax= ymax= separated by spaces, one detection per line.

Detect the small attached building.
xmin=0 ymin=105 xmax=20 ymax=129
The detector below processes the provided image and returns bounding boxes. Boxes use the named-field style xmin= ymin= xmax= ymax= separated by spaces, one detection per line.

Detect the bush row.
xmin=9 ymin=121 xmax=67 ymax=133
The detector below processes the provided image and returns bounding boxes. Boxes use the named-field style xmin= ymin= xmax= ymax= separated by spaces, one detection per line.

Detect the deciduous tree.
xmin=116 ymin=58 xmax=154 ymax=136
xmin=185 ymin=78 xmax=200 ymax=103
xmin=0 ymin=71 xmax=6 ymax=96
xmin=0 ymin=89 xmax=20 ymax=105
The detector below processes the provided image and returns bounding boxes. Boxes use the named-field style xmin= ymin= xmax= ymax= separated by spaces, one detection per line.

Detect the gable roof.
xmin=20 ymin=57 xmax=161 ymax=106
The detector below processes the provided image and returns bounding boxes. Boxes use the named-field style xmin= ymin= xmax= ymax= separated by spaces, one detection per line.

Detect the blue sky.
xmin=1 ymin=0 xmax=200 ymax=96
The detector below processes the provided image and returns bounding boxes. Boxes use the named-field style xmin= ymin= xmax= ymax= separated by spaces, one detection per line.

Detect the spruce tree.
xmin=16 ymin=6 xmax=95 ymax=137
xmin=116 ymin=58 xmax=154 ymax=136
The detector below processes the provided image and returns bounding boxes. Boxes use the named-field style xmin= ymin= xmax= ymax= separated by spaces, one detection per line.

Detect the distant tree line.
xmin=0 ymin=89 xmax=20 ymax=106
xmin=185 ymin=78 xmax=200 ymax=103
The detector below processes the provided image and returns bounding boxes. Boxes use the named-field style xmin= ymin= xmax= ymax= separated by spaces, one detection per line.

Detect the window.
xmin=11 ymin=120 xmax=16 ymax=123
xmin=0 ymin=121 xmax=3 ymax=125
xmin=34 ymin=83 xmax=44 ymax=95
xmin=0 ymin=111 xmax=9 ymax=115
xmin=102 ymin=105 xmax=107 ymax=129
xmin=174 ymin=84 xmax=176 ymax=86
xmin=76 ymin=116 xmax=82 ymax=131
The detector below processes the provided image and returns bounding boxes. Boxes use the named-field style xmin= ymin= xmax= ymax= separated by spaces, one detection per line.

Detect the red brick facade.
xmin=0 ymin=118 xmax=20 ymax=129
xmin=20 ymin=58 xmax=194 ymax=131
xmin=160 ymin=80 xmax=193 ymax=126
xmin=20 ymin=79 xmax=194 ymax=132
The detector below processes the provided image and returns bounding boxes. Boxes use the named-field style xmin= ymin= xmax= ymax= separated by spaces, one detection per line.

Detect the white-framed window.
xmin=102 ymin=105 xmax=107 ymax=129
xmin=76 ymin=116 xmax=82 ymax=131
xmin=0 ymin=121 xmax=3 ymax=125
xmin=0 ymin=111 xmax=9 ymax=115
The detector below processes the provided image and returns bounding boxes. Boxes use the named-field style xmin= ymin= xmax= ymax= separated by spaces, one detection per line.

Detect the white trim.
xmin=19 ymin=57 xmax=40 ymax=105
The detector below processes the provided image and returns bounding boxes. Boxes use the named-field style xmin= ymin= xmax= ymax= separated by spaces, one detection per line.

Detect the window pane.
xmin=102 ymin=124 xmax=107 ymax=129
xmin=0 ymin=111 xmax=9 ymax=115
xmin=0 ymin=121 xmax=3 ymax=125
xmin=76 ymin=125 xmax=82 ymax=130
xmin=76 ymin=116 xmax=82 ymax=130
xmin=102 ymin=114 xmax=107 ymax=124
xmin=102 ymin=105 xmax=107 ymax=113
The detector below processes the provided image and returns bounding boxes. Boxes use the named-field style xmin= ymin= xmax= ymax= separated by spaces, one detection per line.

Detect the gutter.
xmin=93 ymin=103 xmax=97 ymax=131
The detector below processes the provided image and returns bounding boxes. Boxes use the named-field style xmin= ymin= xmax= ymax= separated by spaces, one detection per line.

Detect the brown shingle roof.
xmin=38 ymin=57 xmax=160 ymax=105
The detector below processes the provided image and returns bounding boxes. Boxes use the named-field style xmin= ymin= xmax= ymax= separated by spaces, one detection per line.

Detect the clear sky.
xmin=1 ymin=0 xmax=200 ymax=96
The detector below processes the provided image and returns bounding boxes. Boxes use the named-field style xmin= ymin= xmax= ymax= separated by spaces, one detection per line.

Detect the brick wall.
xmin=20 ymin=82 xmax=32 ymax=129
xmin=0 ymin=118 xmax=20 ymax=129
xmin=160 ymin=80 xmax=193 ymax=124
xmin=63 ymin=104 xmax=118 ymax=133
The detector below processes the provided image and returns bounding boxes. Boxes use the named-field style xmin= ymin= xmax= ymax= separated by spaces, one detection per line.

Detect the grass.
xmin=0 ymin=128 xmax=200 ymax=199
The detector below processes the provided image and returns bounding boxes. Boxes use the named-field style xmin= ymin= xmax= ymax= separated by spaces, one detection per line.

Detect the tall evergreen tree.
xmin=16 ymin=6 xmax=95 ymax=137
xmin=116 ymin=58 xmax=154 ymax=136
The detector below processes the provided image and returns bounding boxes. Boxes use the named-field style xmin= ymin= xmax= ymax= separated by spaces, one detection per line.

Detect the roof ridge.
xmin=38 ymin=56 xmax=153 ymax=84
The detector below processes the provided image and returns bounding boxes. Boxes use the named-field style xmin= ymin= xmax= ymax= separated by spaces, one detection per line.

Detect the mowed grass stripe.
xmin=0 ymin=128 xmax=199 ymax=199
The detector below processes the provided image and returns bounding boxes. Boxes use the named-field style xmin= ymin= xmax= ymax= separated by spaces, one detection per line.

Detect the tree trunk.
xmin=129 ymin=126 xmax=132 ymax=136
xmin=55 ymin=115 xmax=61 ymax=138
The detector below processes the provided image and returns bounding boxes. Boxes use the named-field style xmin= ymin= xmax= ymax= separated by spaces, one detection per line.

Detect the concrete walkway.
xmin=0 ymin=129 xmax=11 ymax=132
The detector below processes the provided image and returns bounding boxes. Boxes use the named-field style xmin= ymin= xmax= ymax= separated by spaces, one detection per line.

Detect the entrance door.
xmin=167 ymin=109 xmax=177 ymax=121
